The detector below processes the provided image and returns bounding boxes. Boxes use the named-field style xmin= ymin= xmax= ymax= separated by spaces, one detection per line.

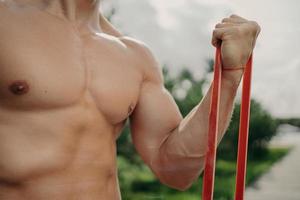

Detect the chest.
xmin=0 ymin=10 xmax=143 ymax=124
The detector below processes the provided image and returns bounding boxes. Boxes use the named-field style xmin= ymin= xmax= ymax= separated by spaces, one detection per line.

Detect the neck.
xmin=54 ymin=0 xmax=100 ymax=22
xmin=8 ymin=0 xmax=102 ymax=33
xmin=54 ymin=0 xmax=102 ymax=33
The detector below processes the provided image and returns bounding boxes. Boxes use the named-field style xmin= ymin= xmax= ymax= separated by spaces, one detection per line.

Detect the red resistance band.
xmin=202 ymin=48 xmax=253 ymax=200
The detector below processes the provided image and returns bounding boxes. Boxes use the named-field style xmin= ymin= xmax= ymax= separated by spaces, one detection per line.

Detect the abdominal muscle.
xmin=0 ymin=98 xmax=122 ymax=200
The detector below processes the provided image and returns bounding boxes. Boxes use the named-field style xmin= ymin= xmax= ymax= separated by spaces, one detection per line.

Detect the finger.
xmin=215 ymin=22 xmax=237 ymax=28
xmin=211 ymin=28 xmax=227 ymax=47
xmin=229 ymin=14 xmax=247 ymax=21
xmin=222 ymin=17 xmax=246 ymax=24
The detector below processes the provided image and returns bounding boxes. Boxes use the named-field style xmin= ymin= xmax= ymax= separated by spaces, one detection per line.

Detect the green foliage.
xmin=163 ymin=67 xmax=206 ymax=117
xmin=218 ymin=99 xmax=278 ymax=160
xmin=116 ymin=123 xmax=139 ymax=165
xmin=277 ymin=118 xmax=300 ymax=128
xmin=118 ymin=148 xmax=290 ymax=200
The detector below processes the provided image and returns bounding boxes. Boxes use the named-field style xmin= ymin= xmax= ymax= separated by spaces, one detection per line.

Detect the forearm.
xmin=165 ymin=70 xmax=243 ymax=157
xmin=154 ymin=70 xmax=243 ymax=190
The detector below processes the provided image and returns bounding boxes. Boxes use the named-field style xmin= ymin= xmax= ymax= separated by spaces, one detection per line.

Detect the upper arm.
xmin=128 ymin=42 xmax=183 ymax=165
xmin=97 ymin=13 xmax=183 ymax=150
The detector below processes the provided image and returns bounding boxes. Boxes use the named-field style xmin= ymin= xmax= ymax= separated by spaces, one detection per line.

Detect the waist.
xmin=0 ymin=163 xmax=121 ymax=200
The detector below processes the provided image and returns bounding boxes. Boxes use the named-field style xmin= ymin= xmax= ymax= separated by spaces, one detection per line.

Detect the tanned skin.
xmin=0 ymin=0 xmax=260 ymax=199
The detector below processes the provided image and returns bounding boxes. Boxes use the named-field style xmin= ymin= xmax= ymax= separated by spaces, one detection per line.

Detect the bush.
xmin=218 ymin=99 xmax=278 ymax=160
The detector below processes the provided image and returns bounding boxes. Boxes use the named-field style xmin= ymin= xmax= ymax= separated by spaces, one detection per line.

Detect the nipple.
xmin=9 ymin=81 xmax=29 ymax=95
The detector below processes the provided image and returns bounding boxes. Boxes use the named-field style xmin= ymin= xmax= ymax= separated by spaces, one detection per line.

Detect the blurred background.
xmin=101 ymin=0 xmax=300 ymax=199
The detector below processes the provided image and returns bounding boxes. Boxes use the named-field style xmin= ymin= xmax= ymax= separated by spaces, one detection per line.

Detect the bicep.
xmin=129 ymin=78 xmax=183 ymax=165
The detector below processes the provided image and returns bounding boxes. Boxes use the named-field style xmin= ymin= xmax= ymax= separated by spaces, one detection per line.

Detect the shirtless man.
xmin=0 ymin=0 xmax=260 ymax=199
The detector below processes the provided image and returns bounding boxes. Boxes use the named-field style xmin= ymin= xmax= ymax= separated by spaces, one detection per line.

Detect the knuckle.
xmin=222 ymin=18 xmax=229 ymax=23
xmin=249 ymin=20 xmax=258 ymax=27
xmin=257 ymin=24 xmax=261 ymax=34
xmin=249 ymin=21 xmax=261 ymax=33
xmin=215 ymin=23 xmax=222 ymax=28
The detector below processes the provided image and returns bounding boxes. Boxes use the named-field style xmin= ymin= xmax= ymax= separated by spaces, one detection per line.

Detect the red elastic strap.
xmin=201 ymin=48 xmax=253 ymax=200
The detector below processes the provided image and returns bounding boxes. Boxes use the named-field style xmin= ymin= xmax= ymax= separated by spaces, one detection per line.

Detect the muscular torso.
xmin=0 ymin=3 xmax=143 ymax=200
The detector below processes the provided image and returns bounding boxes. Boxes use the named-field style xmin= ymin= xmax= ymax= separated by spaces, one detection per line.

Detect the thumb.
xmin=211 ymin=28 xmax=227 ymax=47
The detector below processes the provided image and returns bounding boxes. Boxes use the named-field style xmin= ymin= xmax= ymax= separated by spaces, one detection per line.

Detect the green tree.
xmin=277 ymin=118 xmax=300 ymax=128
xmin=218 ymin=99 xmax=278 ymax=160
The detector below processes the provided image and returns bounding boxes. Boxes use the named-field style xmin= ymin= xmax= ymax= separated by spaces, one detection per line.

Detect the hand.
xmin=212 ymin=15 xmax=261 ymax=69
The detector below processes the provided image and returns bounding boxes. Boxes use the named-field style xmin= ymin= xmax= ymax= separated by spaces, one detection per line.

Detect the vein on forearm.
xmin=160 ymin=71 xmax=242 ymax=161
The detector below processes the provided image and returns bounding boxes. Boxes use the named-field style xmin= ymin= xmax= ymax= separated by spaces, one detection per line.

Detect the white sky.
xmin=102 ymin=0 xmax=300 ymax=118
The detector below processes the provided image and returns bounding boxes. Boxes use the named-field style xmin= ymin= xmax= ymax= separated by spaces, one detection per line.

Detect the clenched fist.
xmin=212 ymin=15 xmax=261 ymax=70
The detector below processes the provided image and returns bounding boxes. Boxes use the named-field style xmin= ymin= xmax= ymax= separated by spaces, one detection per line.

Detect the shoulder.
xmin=98 ymin=15 xmax=163 ymax=84
xmin=120 ymin=36 xmax=164 ymax=84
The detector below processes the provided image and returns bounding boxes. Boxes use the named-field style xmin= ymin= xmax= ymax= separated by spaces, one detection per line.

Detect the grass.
xmin=118 ymin=147 xmax=291 ymax=200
